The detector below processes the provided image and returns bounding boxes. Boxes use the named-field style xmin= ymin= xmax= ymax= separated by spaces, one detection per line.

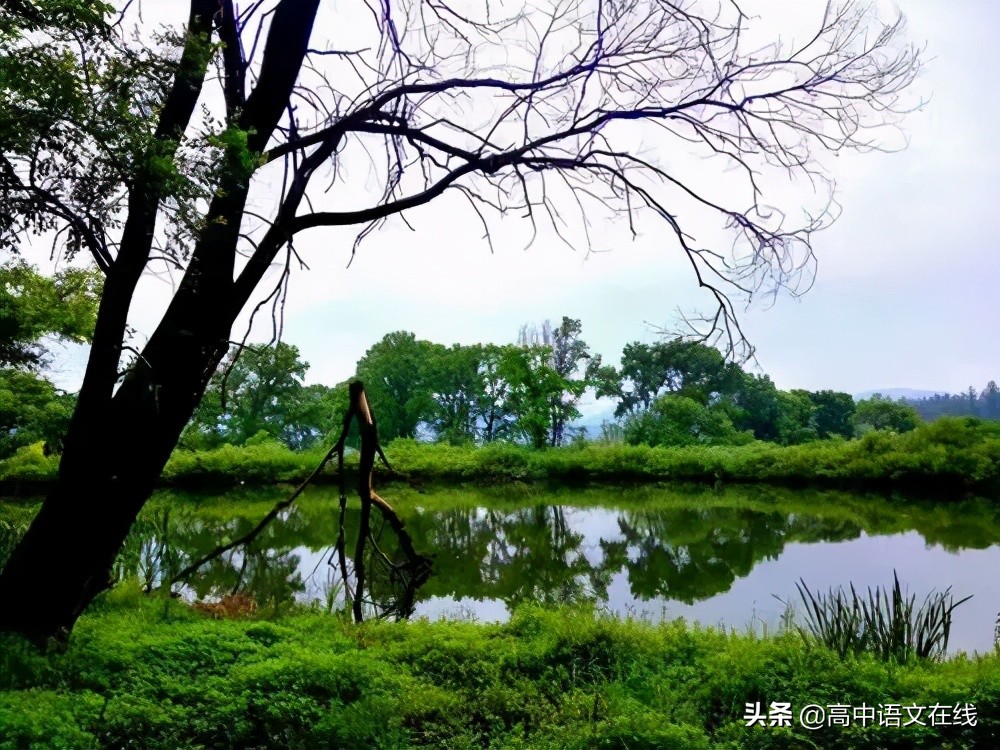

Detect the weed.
xmin=795 ymin=571 xmax=971 ymax=661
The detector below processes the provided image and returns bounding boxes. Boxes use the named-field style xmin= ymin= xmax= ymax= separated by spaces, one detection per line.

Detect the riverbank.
xmin=2 ymin=417 xmax=998 ymax=494
xmin=1 ymin=594 xmax=997 ymax=749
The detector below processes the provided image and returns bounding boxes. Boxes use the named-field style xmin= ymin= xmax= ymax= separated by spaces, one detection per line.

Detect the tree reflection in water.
xmin=112 ymin=503 xmax=431 ymax=621
xmin=6 ymin=489 xmax=997 ymax=622
xmin=143 ymin=381 xmax=435 ymax=621
xmin=106 ymin=500 xmax=870 ymax=616
xmin=411 ymin=505 xmax=610 ymax=607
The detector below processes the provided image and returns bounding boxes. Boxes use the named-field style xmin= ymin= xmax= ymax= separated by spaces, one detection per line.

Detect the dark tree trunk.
xmin=0 ymin=0 xmax=321 ymax=643
xmin=0 ymin=292 xmax=229 ymax=642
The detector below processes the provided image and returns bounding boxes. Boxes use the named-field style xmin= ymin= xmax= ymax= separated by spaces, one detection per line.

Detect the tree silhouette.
xmin=0 ymin=0 xmax=921 ymax=640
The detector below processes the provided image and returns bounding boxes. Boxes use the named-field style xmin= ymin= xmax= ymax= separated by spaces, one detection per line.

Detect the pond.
xmin=3 ymin=484 xmax=1000 ymax=653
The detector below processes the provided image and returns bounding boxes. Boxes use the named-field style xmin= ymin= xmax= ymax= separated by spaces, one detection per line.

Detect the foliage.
xmin=356 ymin=331 xmax=438 ymax=441
xmin=424 ymin=343 xmax=482 ymax=444
xmin=0 ymin=441 xmax=60 ymax=483
xmin=500 ymin=343 xmax=575 ymax=449
xmin=804 ymin=390 xmax=856 ymax=440
xmin=594 ymin=339 xmax=743 ymax=417
xmin=353 ymin=324 xmax=595 ymax=448
xmin=473 ymin=344 xmax=519 ymax=443
xmin=720 ymin=381 xmax=857 ymax=445
xmin=622 ymin=394 xmax=753 ymax=448
xmin=1 ymin=0 xmax=199 ymax=264
xmin=0 ymin=602 xmax=997 ymax=749
xmin=518 ymin=317 xmax=593 ymax=446
xmin=3 ymin=417 xmax=999 ymax=492
xmin=0 ymin=259 xmax=100 ymax=457
xmin=0 ymin=370 xmax=75 ymax=457
xmin=774 ymin=390 xmax=820 ymax=444
xmin=183 ymin=343 xmax=341 ymax=451
xmin=162 ymin=441 xmax=334 ymax=486
xmin=596 ymin=345 xmax=861 ymax=447
xmin=378 ymin=417 xmax=1000 ymax=491
xmin=721 ymin=374 xmax=786 ymax=442
xmin=0 ymin=259 xmax=102 ymax=369
xmin=795 ymin=572 xmax=972 ymax=662
xmin=855 ymin=395 xmax=921 ymax=434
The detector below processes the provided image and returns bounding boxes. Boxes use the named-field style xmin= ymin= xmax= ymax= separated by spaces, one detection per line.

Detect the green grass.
xmin=1 ymin=416 xmax=998 ymax=493
xmin=1 ymin=590 xmax=998 ymax=749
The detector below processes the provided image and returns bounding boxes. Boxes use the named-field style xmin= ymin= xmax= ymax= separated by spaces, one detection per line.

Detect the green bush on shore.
xmin=0 ymin=442 xmax=58 ymax=483
xmin=161 ymin=437 xmax=329 ymax=485
xmin=1 ymin=592 xmax=998 ymax=749
xmin=1 ymin=417 xmax=998 ymax=491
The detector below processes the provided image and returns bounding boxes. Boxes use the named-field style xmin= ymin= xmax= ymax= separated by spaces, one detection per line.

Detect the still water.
xmin=3 ymin=485 xmax=999 ymax=653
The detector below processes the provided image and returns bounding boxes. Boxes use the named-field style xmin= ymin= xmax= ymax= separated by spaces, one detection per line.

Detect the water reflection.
xmin=413 ymin=506 xmax=611 ymax=608
xmin=402 ymin=504 xmax=878 ymax=609
xmin=113 ymin=504 xmax=432 ymax=621
xmin=3 ymin=488 xmax=999 ymax=651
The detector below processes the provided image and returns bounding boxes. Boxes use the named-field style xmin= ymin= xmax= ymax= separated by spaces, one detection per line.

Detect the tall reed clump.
xmin=795 ymin=571 xmax=972 ymax=662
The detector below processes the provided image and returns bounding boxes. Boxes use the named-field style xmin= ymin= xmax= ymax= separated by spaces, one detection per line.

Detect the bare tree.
xmin=0 ymin=0 xmax=921 ymax=640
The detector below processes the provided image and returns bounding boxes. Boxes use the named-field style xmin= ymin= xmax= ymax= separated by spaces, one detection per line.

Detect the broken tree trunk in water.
xmin=170 ymin=380 xmax=430 ymax=621
xmin=342 ymin=381 xmax=430 ymax=621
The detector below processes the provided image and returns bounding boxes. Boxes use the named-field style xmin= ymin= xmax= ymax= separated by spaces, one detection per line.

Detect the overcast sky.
xmin=42 ymin=0 xmax=1000 ymax=405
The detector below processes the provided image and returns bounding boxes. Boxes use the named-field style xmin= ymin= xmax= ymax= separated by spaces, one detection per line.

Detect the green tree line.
xmin=177 ymin=319 xmax=931 ymax=453
xmin=180 ymin=317 xmax=595 ymax=451
xmin=4 ymin=280 xmax=979 ymax=459
xmin=0 ymin=297 xmax=945 ymax=458
xmin=904 ymin=383 xmax=1000 ymax=421
xmin=0 ymin=258 xmax=102 ymax=457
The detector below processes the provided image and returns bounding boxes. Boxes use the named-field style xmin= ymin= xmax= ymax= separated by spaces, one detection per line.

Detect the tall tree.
xmin=500 ymin=344 xmax=568 ymax=449
xmin=356 ymin=331 xmax=436 ymax=441
xmin=967 ymin=386 xmax=980 ymax=417
xmin=722 ymin=373 xmax=785 ymax=442
xmin=602 ymin=338 xmax=743 ymax=417
xmin=775 ymin=390 xmax=820 ymax=444
xmin=854 ymin=394 xmax=920 ymax=433
xmin=519 ymin=317 xmax=592 ymax=446
xmin=473 ymin=344 xmax=519 ymax=444
xmin=800 ymin=389 xmax=856 ymax=440
xmin=182 ymin=342 xmax=336 ymax=450
xmin=425 ymin=343 xmax=483 ymax=444
xmin=981 ymin=381 xmax=1000 ymax=420
xmin=0 ymin=0 xmax=922 ymax=640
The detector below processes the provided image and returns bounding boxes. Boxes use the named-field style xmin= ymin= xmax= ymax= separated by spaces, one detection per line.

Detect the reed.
xmin=795 ymin=571 xmax=971 ymax=661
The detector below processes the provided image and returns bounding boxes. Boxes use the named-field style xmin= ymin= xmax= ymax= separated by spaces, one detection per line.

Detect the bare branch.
xmin=229 ymin=0 xmax=919 ymax=353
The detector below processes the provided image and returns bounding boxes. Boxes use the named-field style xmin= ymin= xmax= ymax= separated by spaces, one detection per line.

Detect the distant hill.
xmin=854 ymin=388 xmax=952 ymax=401
xmin=572 ymin=405 xmax=618 ymax=439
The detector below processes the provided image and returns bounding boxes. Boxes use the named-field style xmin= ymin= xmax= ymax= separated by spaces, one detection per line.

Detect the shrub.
xmin=0 ymin=441 xmax=58 ymax=482
xmin=1 ymin=603 xmax=999 ymax=748
xmin=623 ymin=395 xmax=752 ymax=448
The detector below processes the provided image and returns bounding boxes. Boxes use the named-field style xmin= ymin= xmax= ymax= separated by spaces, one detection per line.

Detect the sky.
xmin=38 ymin=0 xmax=1000 ymax=407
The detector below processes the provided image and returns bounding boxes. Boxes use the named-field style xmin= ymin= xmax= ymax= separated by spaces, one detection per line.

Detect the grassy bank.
xmin=1 ymin=417 xmax=998 ymax=493
xmin=1 ymin=591 xmax=998 ymax=749
xmin=380 ymin=417 xmax=1000 ymax=492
